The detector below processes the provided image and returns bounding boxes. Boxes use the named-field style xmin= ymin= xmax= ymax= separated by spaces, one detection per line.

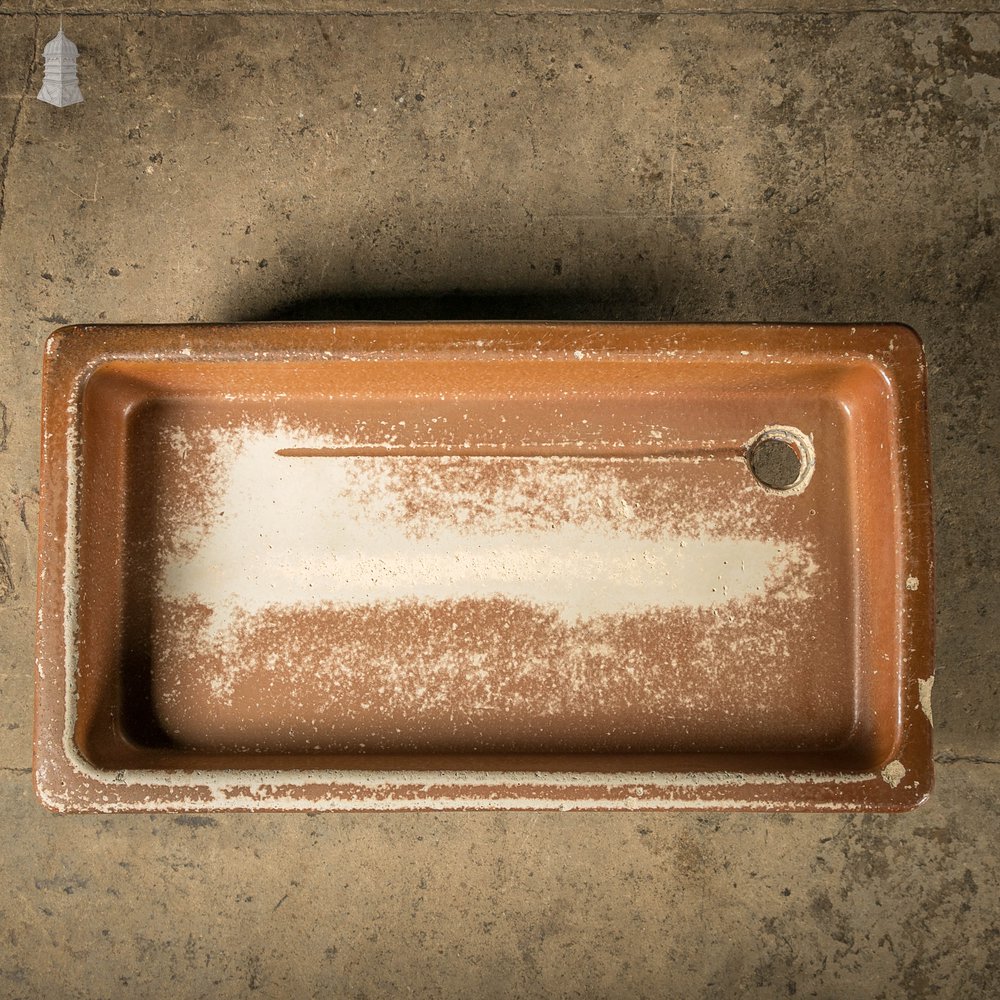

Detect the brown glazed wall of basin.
xmin=33 ymin=323 xmax=934 ymax=812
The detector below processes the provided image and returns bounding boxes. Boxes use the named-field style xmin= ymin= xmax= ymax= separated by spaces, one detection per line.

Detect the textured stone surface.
xmin=0 ymin=10 xmax=998 ymax=996
xmin=0 ymin=767 xmax=998 ymax=997
xmin=6 ymin=1 xmax=1000 ymax=14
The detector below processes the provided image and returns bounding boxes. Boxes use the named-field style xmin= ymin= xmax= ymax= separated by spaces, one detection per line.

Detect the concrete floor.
xmin=1 ymin=7 xmax=998 ymax=998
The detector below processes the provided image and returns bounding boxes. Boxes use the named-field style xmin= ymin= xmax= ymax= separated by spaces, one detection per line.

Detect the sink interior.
xmin=71 ymin=352 xmax=902 ymax=776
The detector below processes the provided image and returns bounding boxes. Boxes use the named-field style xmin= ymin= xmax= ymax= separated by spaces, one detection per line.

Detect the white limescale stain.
xmin=159 ymin=425 xmax=817 ymax=634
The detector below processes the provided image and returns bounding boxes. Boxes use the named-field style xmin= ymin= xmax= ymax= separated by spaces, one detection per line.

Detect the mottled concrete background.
xmin=0 ymin=8 xmax=998 ymax=998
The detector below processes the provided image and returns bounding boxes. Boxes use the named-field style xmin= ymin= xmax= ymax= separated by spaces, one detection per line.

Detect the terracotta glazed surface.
xmin=33 ymin=323 xmax=934 ymax=812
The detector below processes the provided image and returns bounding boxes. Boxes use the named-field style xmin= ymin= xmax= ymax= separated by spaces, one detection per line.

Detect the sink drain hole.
xmin=747 ymin=426 xmax=814 ymax=493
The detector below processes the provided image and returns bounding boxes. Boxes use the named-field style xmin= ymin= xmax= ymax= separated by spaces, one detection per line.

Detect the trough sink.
xmin=34 ymin=323 xmax=934 ymax=811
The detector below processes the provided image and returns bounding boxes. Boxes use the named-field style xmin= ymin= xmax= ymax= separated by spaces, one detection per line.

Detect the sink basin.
xmin=34 ymin=323 xmax=934 ymax=811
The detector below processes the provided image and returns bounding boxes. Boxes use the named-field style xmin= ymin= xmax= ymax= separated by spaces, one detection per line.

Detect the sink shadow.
xmin=248 ymin=290 xmax=675 ymax=324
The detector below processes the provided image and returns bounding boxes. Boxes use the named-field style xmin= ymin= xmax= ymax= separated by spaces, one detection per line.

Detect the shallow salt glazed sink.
xmin=34 ymin=323 xmax=934 ymax=812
